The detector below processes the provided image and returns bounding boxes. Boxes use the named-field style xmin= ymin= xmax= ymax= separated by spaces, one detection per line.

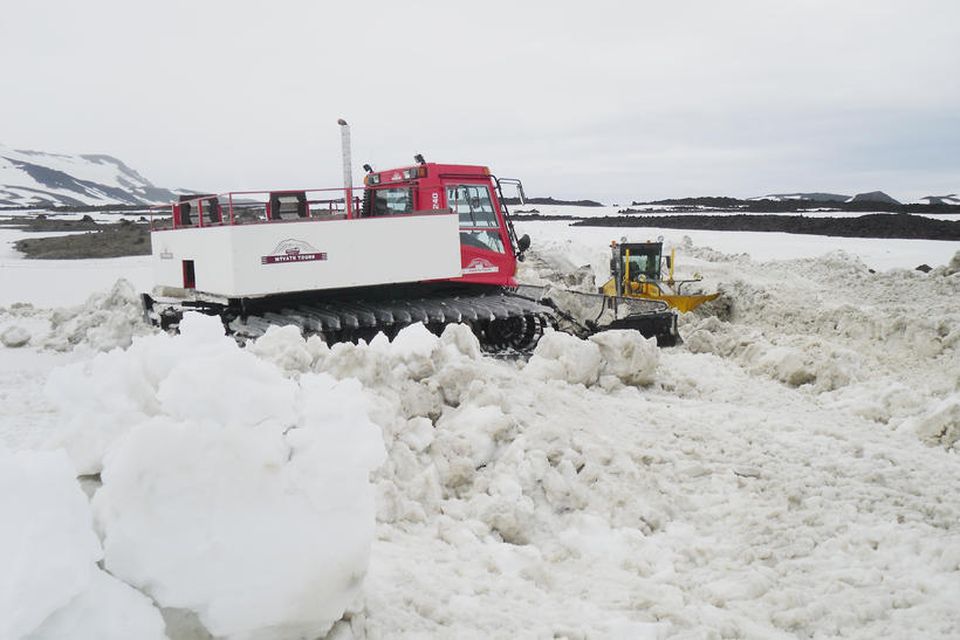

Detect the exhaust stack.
xmin=337 ymin=118 xmax=353 ymax=217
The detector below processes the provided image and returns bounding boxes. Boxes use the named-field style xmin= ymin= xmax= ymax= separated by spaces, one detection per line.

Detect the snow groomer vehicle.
xmin=142 ymin=121 xmax=679 ymax=350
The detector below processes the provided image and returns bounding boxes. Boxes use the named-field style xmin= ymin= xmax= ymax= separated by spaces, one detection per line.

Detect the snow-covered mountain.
xmin=0 ymin=144 xmax=177 ymax=208
xmin=920 ymin=193 xmax=960 ymax=205
xmin=750 ymin=191 xmax=908 ymax=206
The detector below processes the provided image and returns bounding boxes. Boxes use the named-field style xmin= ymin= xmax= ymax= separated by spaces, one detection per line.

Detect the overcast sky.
xmin=2 ymin=0 xmax=957 ymax=202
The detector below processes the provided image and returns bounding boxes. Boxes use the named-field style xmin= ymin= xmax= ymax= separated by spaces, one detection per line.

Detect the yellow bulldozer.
xmin=599 ymin=239 xmax=719 ymax=313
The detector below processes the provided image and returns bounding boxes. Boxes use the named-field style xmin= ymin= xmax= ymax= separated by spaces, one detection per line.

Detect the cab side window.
xmin=370 ymin=188 xmax=414 ymax=215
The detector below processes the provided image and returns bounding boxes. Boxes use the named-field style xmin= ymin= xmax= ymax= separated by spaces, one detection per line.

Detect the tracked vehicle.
xmin=143 ymin=127 xmax=679 ymax=350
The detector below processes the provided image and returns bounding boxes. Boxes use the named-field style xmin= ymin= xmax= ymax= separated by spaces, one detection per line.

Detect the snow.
xmin=1 ymin=223 xmax=959 ymax=638
xmin=524 ymin=329 xmax=659 ymax=387
xmin=0 ymin=448 xmax=101 ymax=638
xmin=0 ymin=253 xmax=153 ymax=307
xmin=515 ymin=218 xmax=960 ymax=276
xmin=515 ymin=202 xmax=960 ymax=221
xmin=39 ymin=313 xmax=385 ymax=639
xmin=0 ymin=446 xmax=165 ymax=639
xmin=28 ymin=570 xmax=168 ymax=640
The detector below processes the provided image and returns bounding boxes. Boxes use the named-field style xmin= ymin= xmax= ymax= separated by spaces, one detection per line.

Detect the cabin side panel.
xmin=152 ymin=213 xmax=462 ymax=298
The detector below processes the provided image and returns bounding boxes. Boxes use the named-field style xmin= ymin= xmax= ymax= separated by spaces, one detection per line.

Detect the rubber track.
xmin=227 ymin=292 xmax=555 ymax=352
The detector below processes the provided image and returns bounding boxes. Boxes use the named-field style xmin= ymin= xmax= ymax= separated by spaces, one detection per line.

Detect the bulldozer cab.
xmin=608 ymin=242 xmax=665 ymax=295
xmin=600 ymin=242 xmax=669 ymax=296
xmin=622 ymin=243 xmax=663 ymax=281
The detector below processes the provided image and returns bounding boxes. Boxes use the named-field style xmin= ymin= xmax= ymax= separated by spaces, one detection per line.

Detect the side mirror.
xmin=518 ymin=234 xmax=531 ymax=253
xmin=664 ymin=256 xmax=672 ymax=269
xmin=517 ymin=184 xmax=527 ymax=206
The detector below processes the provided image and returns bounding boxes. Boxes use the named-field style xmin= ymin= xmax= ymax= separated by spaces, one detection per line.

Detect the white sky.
xmin=1 ymin=0 xmax=957 ymax=202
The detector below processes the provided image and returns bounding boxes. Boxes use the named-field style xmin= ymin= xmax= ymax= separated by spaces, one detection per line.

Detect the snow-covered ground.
xmin=519 ymin=203 xmax=960 ymax=222
xmin=1 ymin=225 xmax=958 ymax=639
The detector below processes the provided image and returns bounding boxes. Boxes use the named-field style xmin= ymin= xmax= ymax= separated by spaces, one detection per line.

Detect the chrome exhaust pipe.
xmin=337 ymin=118 xmax=353 ymax=217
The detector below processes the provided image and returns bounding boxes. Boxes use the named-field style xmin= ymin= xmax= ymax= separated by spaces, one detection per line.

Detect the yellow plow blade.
xmin=659 ymin=292 xmax=720 ymax=313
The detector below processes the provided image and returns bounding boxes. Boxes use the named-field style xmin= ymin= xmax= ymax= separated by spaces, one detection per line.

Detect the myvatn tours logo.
xmin=461 ymin=257 xmax=499 ymax=275
xmin=261 ymin=239 xmax=327 ymax=265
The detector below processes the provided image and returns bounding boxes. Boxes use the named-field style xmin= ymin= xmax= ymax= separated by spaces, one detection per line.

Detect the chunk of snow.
xmin=94 ymin=414 xmax=382 ymax=640
xmin=588 ymin=329 xmax=659 ymax=386
xmin=1 ymin=325 xmax=30 ymax=348
xmin=27 ymin=569 xmax=167 ymax=640
xmin=247 ymin=324 xmax=322 ymax=373
xmin=0 ymin=448 xmax=101 ymax=638
xmin=905 ymin=394 xmax=960 ymax=448
xmin=525 ymin=330 xmax=603 ymax=386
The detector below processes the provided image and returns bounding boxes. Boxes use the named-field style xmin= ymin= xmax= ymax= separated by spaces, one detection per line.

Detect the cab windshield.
xmin=627 ymin=252 xmax=660 ymax=280
xmin=446 ymin=183 xmax=504 ymax=253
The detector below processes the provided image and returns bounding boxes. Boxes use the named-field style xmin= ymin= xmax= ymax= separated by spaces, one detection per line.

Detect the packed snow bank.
xmin=235 ymin=314 xmax=960 ymax=637
xmin=0 ymin=447 xmax=165 ymax=639
xmin=0 ymin=279 xmax=150 ymax=353
xmin=44 ymin=313 xmax=385 ymax=640
xmin=5 ymin=237 xmax=960 ymax=637
xmin=674 ymin=249 xmax=960 ymax=446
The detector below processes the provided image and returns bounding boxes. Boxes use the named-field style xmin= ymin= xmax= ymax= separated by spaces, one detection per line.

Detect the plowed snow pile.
xmin=0 ymin=243 xmax=959 ymax=638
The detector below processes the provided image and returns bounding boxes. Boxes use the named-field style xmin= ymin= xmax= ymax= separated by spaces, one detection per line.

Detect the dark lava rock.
xmin=572 ymin=213 xmax=960 ymax=241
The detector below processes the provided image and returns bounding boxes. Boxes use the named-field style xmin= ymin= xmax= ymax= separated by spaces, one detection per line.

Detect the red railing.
xmin=150 ymin=187 xmax=363 ymax=231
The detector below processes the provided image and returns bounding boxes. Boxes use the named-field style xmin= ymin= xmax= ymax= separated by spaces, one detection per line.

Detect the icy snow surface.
xmin=1 ymin=226 xmax=959 ymax=638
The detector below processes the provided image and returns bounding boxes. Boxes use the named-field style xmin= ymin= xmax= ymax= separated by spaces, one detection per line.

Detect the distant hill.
xmin=629 ymin=194 xmax=959 ymax=214
xmin=573 ymin=213 xmax=960 ymax=241
xmin=0 ymin=144 xmax=177 ymax=208
xmin=848 ymin=191 xmax=900 ymax=205
xmin=920 ymin=194 xmax=960 ymax=205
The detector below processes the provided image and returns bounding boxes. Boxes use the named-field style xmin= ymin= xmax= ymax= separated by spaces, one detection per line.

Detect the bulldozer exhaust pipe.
xmin=338 ymin=118 xmax=353 ymax=217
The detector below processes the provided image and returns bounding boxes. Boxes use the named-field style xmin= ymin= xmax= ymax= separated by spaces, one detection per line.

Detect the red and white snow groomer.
xmin=144 ymin=128 xmax=678 ymax=350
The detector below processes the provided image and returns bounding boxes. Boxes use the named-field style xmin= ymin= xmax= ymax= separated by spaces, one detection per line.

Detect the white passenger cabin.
xmin=150 ymin=191 xmax=461 ymax=299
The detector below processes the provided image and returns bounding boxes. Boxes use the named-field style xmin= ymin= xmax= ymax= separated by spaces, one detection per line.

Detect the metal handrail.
xmin=159 ymin=186 xmax=365 ymax=230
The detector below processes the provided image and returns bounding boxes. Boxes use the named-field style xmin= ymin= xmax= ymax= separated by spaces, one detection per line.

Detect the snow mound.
xmin=0 ymin=279 xmax=151 ymax=354
xmin=678 ymin=250 xmax=960 ymax=443
xmin=43 ymin=279 xmax=151 ymax=352
xmin=0 ymin=447 xmax=165 ymax=639
xmin=94 ymin=413 xmax=379 ymax=640
xmin=0 ymin=448 xmax=101 ymax=638
xmin=46 ymin=312 xmax=385 ymax=639
xmin=45 ymin=313 xmax=297 ymax=474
